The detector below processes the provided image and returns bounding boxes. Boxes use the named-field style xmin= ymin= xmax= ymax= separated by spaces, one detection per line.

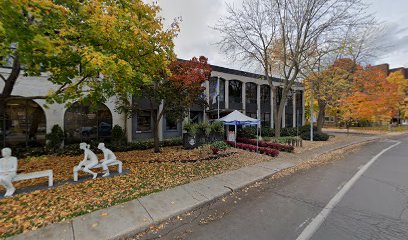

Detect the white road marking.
xmin=296 ymin=218 xmax=312 ymax=231
xmin=296 ymin=140 xmax=401 ymax=240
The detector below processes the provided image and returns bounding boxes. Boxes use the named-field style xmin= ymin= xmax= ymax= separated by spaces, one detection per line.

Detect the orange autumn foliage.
xmin=339 ymin=67 xmax=406 ymax=122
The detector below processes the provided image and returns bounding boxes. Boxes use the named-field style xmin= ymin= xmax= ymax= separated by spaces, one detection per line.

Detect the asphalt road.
xmin=134 ymin=135 xmax=408 ymax=240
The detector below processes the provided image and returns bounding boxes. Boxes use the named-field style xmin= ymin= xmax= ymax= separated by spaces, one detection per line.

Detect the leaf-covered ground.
xmin=0 ymin=146 xmax=272 ymax=237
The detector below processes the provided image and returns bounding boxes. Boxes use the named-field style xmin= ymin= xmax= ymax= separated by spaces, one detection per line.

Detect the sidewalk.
xmin=9 ymin=136 xmax=378 ymax=240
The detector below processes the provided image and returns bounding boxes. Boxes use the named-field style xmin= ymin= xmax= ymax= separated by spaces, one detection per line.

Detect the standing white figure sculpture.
xmin=74 ymin=143 xmax=98 ymax=179
xmin=97 ymin=143 xmax=117 ymax=177
xmin=0 ymin=148 xmax=17 ymax=197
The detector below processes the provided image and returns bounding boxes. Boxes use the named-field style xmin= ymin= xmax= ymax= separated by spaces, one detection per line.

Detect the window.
xmin=64 ymin=103 xmax=112 ymax=144
xmin=247 ymin=112 xmax=257 ymax=119
xmin=1 ymin=99 xmax=46 ymax=147
xmin=136 ymin=111 xmax=152 ymax=132
xmin=209 ymin=77 xmax=225 ymax=107
xmin=261 ymin=85 xmax=271 ymax=104
xmin=229 ymin=80 xmax=242 ymax=106
xmin=166 ymin=117 xmax=178 ymax=131
xmin=246 ymin=83 xmax=257 ymax=104
xmin=261 ymin=113 xmax=271 ymax=127
xmin=325 ymin=116 xmax=335 ymax=122
xmin=189 ymin=111 xmax=202 ymax=124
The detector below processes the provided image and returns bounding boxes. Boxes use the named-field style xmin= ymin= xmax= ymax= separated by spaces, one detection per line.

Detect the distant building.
xmin=0 ymin=63 xmax=305 ymax=147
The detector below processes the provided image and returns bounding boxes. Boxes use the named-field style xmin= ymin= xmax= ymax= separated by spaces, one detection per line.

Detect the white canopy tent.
xmin=217 ymin=110 xmax=261 ymax=151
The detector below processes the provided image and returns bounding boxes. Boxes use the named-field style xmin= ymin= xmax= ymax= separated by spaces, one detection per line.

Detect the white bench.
xmin=73 ymin=160 xmax=123 ymax=182
xmin=13 ymin=170 xmax=54 ymax=187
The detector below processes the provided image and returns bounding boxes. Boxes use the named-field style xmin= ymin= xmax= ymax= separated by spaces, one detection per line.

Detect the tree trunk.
xmin=273 ymin=87 xmax=278 ymax=135
xmin=152 ymin=109 xmax=160 ymax=153
xmin=274 ymin=88 xmax=287 ymax=137
xmin=0 ymin=55 xmax=21 ymax=147
xmin=0 ymin=100 xmax=6 ymax=147
xmin=316 ymin=99 xmax=327 ymax=133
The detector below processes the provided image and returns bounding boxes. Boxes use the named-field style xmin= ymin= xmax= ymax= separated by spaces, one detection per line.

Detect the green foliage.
xmin=211 ymin=121 xmax=225 ymax=134
xmin=111 ymin=125 xmax=127 ymax=145
xmin=264 ymin=136 xmax=300 ymax=143
xmin=13 ymin=138 xmax=183 ymax=158
xmin=184 ymin=122 xmax=198 ymax=136
xmin=238 ymin=125 xmax=315 ymax=138
xmin=300 ymin=132 xmax=330 ymax=141
xmin=184 ymin=122 xmax=223 ymax=137
xmin=210 ymin=141 xmax=229 ymax=150
xmin=0 ymin=0 xmax=179 ymax=105
xmin=45 ymin=125 xmax=64 ymax=152
xmin=197 ymin=121 xmax=212 ymax=137
xmin=237 ymin=126 xmax=258 ymax=138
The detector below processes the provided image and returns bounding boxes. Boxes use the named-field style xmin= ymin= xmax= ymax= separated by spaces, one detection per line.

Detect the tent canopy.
xmin=218 ymin=110 xmax=260 ymax=126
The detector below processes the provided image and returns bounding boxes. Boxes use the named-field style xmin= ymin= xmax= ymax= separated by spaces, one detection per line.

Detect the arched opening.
xmin=209 ymin=77 xmax=225 ymax=109
xmin=64 ymin=102 xmax=112 ymax=144
xmin=260 ymin=85 xmax=271 ymax=127
xmin=0 ymin=99 xmax=46 ymax=147
xmin=229 ymin=80 xmax=242 ymax=109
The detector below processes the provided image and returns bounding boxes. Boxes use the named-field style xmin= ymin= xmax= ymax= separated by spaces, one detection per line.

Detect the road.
xmin=134 ymin=135 xmax=408 ymax=240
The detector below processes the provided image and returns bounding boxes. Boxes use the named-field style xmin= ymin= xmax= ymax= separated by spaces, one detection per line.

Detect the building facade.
xmin=0 ymin=63 xmax=305 ymax=147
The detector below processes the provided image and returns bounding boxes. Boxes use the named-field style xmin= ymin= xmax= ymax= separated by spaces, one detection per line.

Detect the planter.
xmin=183 ymin=132 xmax=224 ymax=149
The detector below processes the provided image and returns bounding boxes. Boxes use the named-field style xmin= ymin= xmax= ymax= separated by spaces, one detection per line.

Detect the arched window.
xmin=1 ymin=99 xmax=46 ymax=147
xmin=64 ymin=103 xmax=112 ymax=144
xmin=209 ymin=77 xmax=225 ymax=109
xmin=260 ymin=85 xmax=271 ymax=104
xmin=229 ymin=80 xmax=242 ymax=109
xmin=246 ymin=82 xmax=257 ymax=104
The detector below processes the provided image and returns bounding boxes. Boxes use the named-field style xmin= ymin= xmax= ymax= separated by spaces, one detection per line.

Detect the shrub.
xmin=211 ymin=121 xmax=225 ymax=134
xmin=184 ymin=122 xmax=198 ymax=135
xmin=225 ymin=141 xmax=279 ymax=157
xmin=300 ymin=132 xmax=329 ymax=141
xmin=299 ymin=125 xmax=317 ymax=134
xmin=237 ymin=126 xmax=257 ymax=138
xmin=111 ymin=125 xmax=127 ymax=145
xmin=197 ymin=121 xmax=212 ymax=137
xmin=281 ymin=127 xmax=298 ymax=137
xmin=46 ymin=125 xmax=64 ymax=151
xmin=236 ymin=137 xmax=294 ymax=153
xmin=210 ymin=141 xmax=229 ymax=150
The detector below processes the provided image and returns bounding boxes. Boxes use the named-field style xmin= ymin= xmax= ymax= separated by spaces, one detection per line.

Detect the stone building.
xmin=0 ymin=63 xmax=305 ymax=147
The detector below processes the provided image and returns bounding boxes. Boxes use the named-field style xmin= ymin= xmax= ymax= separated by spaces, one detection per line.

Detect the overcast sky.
xmin=153 ymin=0 xmax=408 ymax=71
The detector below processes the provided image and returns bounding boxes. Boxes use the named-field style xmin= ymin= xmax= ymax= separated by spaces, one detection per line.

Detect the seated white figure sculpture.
xmin=97 ymin=143 xmax=117 ymax=177
xmin=74 ymin=143 xmax=99 ymax=179
xmin=0 ymin=148 xmax=18 ymax=197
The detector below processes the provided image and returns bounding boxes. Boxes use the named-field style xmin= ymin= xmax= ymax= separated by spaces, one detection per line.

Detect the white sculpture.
xmin=74 ymin=143 xmax=99 ymax=179
xmin=0 ymin=148 xmax=17 ymax=197
xmin=97 ymin=143 xmax=117 ymax=177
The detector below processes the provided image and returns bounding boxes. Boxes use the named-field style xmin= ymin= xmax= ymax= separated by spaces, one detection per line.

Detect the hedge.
xmin=236 ymin=137 xmax=294 ymax=153
xmin=300 ymin=132 xmax=330 ymax=141
xmin=225 ymin=141 xmax=279 ymax=157
xmin=12 ymin=138 xmax=183 ymax=158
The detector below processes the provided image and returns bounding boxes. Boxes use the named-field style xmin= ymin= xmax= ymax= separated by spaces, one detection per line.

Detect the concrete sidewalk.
xmin=9 ymin=136 xmax=378 ymax=240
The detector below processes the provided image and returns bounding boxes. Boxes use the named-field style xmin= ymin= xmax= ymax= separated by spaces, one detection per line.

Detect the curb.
xmin=8 ymin=137 xmax=379 ymax=240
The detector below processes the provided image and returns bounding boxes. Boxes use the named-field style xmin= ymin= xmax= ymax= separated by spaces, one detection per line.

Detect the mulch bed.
xmin=0 ymin=145 xmax=271 ymax=238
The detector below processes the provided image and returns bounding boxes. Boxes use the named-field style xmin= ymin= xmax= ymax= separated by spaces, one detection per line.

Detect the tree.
xmin=304 ymin=59 xmax=360 ymax=132
xmin=0 ymin=0 xmax=179 ymax=140
xmin=215 ymin=0 xmax=371 ymax=136
xmin=140 ymin=56 xmax=212 ymax=153
xmin=214 ymin=0 xmax=279 ymax=134
xmin=386 ymin=72 xmax=408 ymax=122
xmin=338 ymin=67 xmax=406 ymax=124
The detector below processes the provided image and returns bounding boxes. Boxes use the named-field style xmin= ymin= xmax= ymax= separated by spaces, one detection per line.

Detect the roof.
xmin=218 ymin=110 xmax=260 ymax=126
xmin=211 ymin=65 xmax=283 ymax=83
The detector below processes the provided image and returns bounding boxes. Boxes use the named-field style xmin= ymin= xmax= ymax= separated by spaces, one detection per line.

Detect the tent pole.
xmin=235 ymin=123 xmax=237 ymax=148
